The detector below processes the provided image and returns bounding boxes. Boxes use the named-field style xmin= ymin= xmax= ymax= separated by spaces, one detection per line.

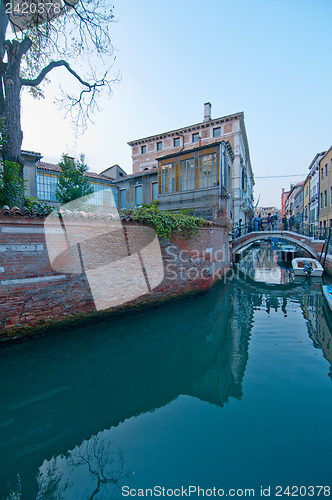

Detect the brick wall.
xmin=0 ymin=216 xmax=231 ymax=341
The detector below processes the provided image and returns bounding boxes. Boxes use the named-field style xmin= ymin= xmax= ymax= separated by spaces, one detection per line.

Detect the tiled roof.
xmin=21 ymin=149 xmax=42 ymax=158
xmin=0 ymin=205 xmax=50 ymax=217
xmin=38 ymin=162 xmax=62 ymax=172
xmin=113 ymin=166 xmax=157 ymax=183
xmin=0 ymin=147 xmax=42 ymax=158
xmin=37 ymin=162 xmax=115 ymax=182
xmin=0 ymin=205 xmax=220 ymax=226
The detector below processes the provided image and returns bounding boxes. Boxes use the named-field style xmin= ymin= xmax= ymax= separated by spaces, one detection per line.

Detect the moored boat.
xmin=291 ymin=257 xmax=324 ymax=277
xmin=322 ymin=284 xmax=332 ymax=312
xmin=279 ymin=244 xmax=297 ymax=260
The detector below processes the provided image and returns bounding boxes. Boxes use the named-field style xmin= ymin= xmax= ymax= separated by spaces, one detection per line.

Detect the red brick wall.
xmin=0 ymin=216 xmax=231 ymax=340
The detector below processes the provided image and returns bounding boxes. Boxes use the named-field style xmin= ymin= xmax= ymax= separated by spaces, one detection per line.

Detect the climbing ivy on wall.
xmin=119 ymin=205 xmax=206 ymax=239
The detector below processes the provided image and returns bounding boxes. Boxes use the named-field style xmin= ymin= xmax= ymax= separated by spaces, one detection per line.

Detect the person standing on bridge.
xmin=267 ymin=213 xmax=273 ymax=231
xmin=258 ymin=215 xmax=263 ymax=231
xmin=236 ymin=219 xmax=242 ymax=237
xmin=253 ymin=215 xmax=259 ymax=231
xmin=282 ymin=215 xmax=288 ymax=230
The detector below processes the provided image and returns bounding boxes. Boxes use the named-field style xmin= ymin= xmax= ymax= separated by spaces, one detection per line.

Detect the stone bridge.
xmin=232 ymin=230 xmax=325 ymax=260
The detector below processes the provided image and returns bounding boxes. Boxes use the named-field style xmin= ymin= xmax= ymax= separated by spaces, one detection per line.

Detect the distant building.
xmin=282 ymin=151 xmax=326 ymax=232
xmin=304 ymin=152 xmax=325 ymax=230
xmin=99 ymin=164 xmax=127 ymax=180
xmin=283 ymin=181 xmax=305 ymax=228
xmin=318 ymin=145 xmax=332 ymax=230
xmin=255 ymin=206 xmax=281 ymax=219
xmin=255 ymin=206 xmax=281 ymax=228
xmin=294 ymin=183 xmax=304 ymax=225
xmin=281 ymin=188 xmax=290 ymax=218
xmin=127 ymin=103 xmax=254 ymax=222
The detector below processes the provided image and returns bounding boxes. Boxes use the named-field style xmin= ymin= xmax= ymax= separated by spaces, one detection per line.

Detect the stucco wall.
xmin=0 ymin=215 xmax=231 ymax=341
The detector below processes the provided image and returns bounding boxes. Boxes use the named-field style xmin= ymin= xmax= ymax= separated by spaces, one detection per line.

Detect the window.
xmin=321 ymin=168 xmax=324 ymax=180
xmin=135 ymin=185 xmax=142 ymax=205
xmin=152 ymin=182 xmax=158 ymax=200
xmin=213 ymin=127 xmax=221 ymax=138
xmin=325 ymin=164 xmax=328 ymax=176
xmin=320 ymin=193 xmax=323 ymax=208
xmin=87 ymin=182 xmax=118 ymax=206
xmin=156 ymin=142 xmax=162 ymax=151
xmin=120 ymin=189 xmax=126 ymax=208
xmin=198 ymin=153 xmax=218 ymax=189
xmin=305 ymin=186 xmax=308 ymax=197
xmin=192 ymin=133 xmax=199 ymax=143
xmin=241 ymin=169 xmax=246 ymax=190
xmin=330 ymin=186 xmax=332 ymax=205
xmin=141 ymin=145 xmax=147 ymax=154
xmin=178 ymin=158 xmax=195 ymax=191
xmin=37 ymin=173 xmax=58 ymax=201
xmin=324 ymin=190 xmax=327 ymax=207
xmin=173 ymin=137 xmax=181 ymax=147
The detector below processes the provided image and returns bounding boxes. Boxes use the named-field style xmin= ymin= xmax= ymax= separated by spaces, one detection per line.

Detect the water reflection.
xmin=237 ymin=243 xmax=295 ymax=285
xmin=36 ymin=436 xmax=129 ymax=500
xmin=0 ymin=283 xmax=253 ymax=498
xmin=1 ymin=264 xmax=332 ymax=498
xmin=302 ymin=291 xmax=332 ymax=379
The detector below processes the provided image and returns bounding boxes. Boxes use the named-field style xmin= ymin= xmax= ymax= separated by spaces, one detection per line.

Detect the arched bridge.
xmin=232 ymin=230 xmax=325 ymax=259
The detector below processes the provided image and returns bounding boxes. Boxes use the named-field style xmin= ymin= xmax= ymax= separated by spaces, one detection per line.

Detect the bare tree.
xmin=0 ymin=0 xmax=118 ymax=165
xmin=36 ymin=436 xmax=130 ymax=499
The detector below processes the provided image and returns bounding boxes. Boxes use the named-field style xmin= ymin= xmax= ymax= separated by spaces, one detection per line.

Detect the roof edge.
xmin=127 ymin=112 xmax=244 ymax=146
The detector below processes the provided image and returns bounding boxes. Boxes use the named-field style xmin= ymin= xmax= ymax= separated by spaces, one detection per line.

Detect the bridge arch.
xmin=232 ymin=231 xmax=323 ymax=259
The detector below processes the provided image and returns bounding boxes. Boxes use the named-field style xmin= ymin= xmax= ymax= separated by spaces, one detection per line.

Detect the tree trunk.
xmin=2 ymin=40 xmax=24 ymax=165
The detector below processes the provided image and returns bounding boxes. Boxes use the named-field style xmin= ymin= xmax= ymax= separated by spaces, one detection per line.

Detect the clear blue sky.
xmin=21 ymin=0 xmax=332 ymax=208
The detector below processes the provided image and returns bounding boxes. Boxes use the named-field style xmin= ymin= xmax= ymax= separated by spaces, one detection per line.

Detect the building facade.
xmin=283 ymin=181 xmax=304 ymax=228
xmin=127 ymin=103 xmax=254 ymax=223
xmin=35 ymin=161 xmax=119 ymax=208
xmin=281 ymin=188 xmax=290 ymax=218
xmin=318 ymin=146 xmax=332 ymax=230
xmin=307 ymin=152 xmax=325 ymax=230
xmin=0 ymin=149 xmax=42 ymax=199
xmin=294 ymin=183 xmax=304 ymax=225
xmin=157 ymin=141 xmax=233 ymax=219
xmin=114 ymin=168 xmax=158 ymax=209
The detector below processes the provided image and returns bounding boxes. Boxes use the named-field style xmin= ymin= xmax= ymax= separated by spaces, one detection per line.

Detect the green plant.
xmin=24 ymin=197 xmax=54 ymax=215
xmin=56 ymin=153 xmax=94 ymax=204
xmin=120 ymin=206 xmax=205 ymax=239
xmin=0 ymin=160 xmax=26 ymax=208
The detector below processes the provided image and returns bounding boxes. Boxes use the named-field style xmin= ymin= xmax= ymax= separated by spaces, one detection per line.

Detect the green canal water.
xmin=1 ymin=246 xmax=332 ymax=499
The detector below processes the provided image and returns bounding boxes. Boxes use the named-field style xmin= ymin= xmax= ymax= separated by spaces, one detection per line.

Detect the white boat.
xmin=322 ymin=285 xmax=332 ymax=312
xmin=291 ymin=257 xmax=324 ymax=277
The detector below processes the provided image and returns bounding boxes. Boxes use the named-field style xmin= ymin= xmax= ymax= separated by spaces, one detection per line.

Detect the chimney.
xmin=204 ymin=102 xmax=211 ymax=122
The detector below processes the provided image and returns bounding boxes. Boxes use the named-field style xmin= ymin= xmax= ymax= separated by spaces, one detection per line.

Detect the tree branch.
xmin=18 ymin=37 xmax=33 ymax=58
xmin=20 ymin=59 xmax=99 ymax=88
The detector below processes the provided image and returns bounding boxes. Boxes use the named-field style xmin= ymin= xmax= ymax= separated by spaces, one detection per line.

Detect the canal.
xmin=1 ymin=244 xmax=332 ymax=499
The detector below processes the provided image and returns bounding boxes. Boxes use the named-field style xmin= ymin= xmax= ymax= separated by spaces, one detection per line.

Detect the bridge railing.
xmin=232 ymin=221 xmax=329 ymax=241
